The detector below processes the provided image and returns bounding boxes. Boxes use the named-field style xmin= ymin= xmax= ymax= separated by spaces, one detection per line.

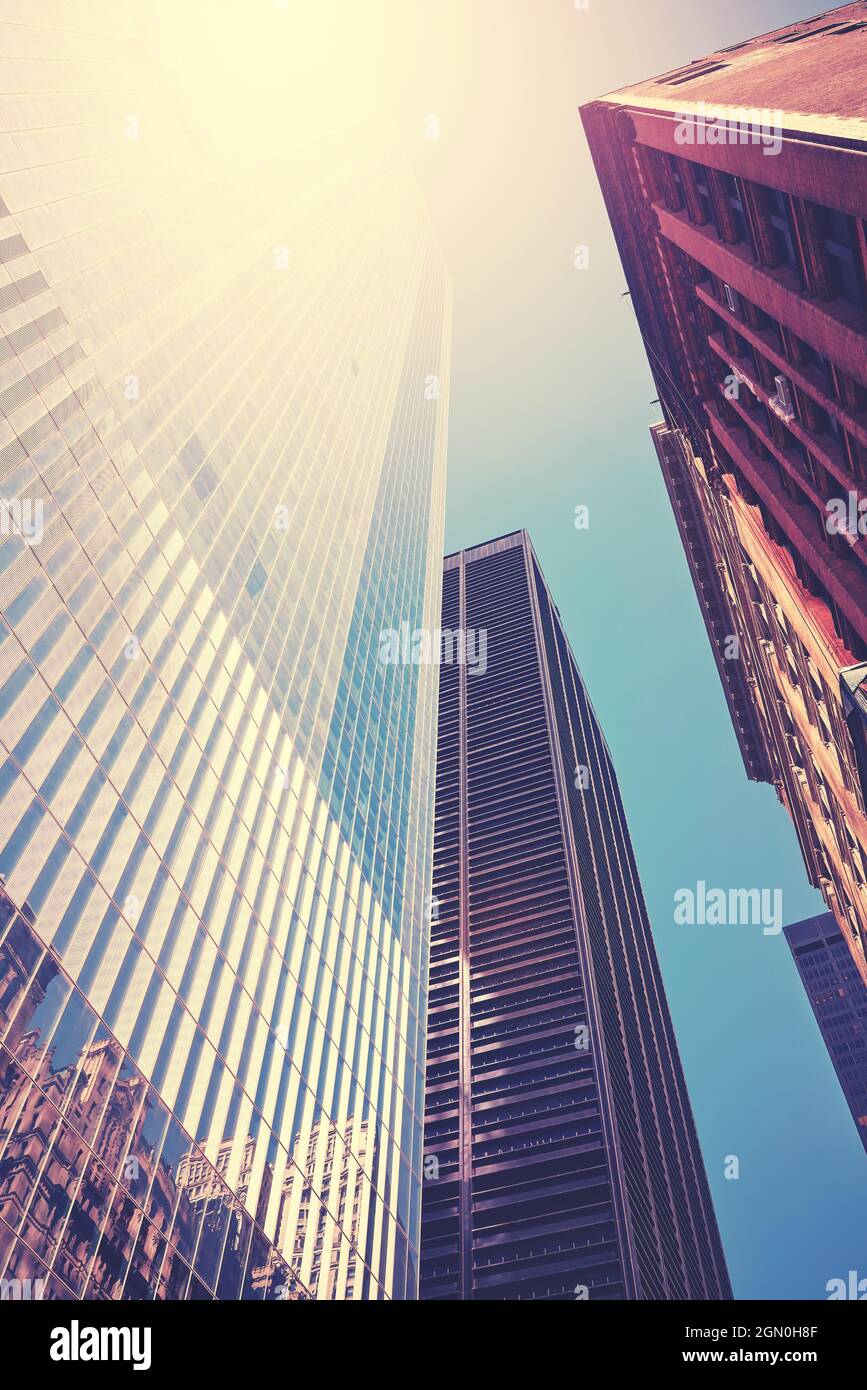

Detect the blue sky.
xmin=384 ymin=0 xmax=867 ymax=1298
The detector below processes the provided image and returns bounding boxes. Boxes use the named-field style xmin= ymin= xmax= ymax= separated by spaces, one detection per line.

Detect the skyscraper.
xmin=582 ymin=3 xmax=867 ymax=985
xmin=0 ymin=3 xmax=450 ymax=1299
xmin=785 ymin=911 xmax=867 ymax=1155
xmin=419 ymin=531 xmax=730 ymax=1300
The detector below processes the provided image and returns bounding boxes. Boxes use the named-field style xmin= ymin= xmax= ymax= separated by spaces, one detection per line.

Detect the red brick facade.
xmin=582 ymin=3 xmax=867 ymax=978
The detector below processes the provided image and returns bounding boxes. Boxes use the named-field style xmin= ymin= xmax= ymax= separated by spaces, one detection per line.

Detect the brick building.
xmin=582 ymin=3 xmax=867 ymax=980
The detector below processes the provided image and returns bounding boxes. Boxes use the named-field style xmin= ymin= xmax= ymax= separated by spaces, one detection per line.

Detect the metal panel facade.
xmin=420 ymin=532 xmax=729 ymax=1300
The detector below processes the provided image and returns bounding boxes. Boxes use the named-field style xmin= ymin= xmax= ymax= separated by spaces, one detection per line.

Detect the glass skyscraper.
xmin=420 ymin=532 xmax=731 ymax=1300
xmin=0 ymin=3 xmax=451 ymax=1299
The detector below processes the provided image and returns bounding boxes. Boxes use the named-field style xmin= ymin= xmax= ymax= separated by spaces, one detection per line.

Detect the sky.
xmin=378 ymin=0 xmax=867 ymax=1299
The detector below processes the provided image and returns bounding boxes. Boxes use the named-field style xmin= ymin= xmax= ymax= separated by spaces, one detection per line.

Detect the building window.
xmin=768 ymin=189 xmax=799 ymax=272
xmin=817 ymin=205 xmax=866 ymax=310
xmin=694 ymin=172 xmax=717 ymax=232
xmin=246 ymin=560 xmax=267 ymax=598
xmin=720 ymin=172 xmax=753 ymax=251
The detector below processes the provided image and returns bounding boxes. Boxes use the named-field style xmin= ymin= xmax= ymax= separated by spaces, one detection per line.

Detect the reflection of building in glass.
xmin=785 ymin=911 xmax=867 ymax=1156
xmin=0 ymin=3 xmax=450 ymax=1299
xmin=0 ymin=901 xmax=298 ymax=1298
xmin=274 ymin=1118 xmax=374 ymax=1300
xmin=582 ymin=5 xmax=867 ymax=983
xmin=420 ymin=533 xmax=730 ymax=1300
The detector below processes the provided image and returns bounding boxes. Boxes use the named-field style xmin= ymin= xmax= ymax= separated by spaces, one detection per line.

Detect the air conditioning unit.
xmin=723 ymin=283 xmax=741 ymax=315
xmin=769 ymin=373 xmax=797 ymax=422
xmin=775 ymin=374 xmax=794 ymax=412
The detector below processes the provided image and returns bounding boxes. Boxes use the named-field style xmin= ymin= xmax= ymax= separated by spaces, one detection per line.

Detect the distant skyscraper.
xmin=0 ymin=4 xmax=450 ymax=1299
xmin=582 ymin=3 xmax=867 ymax=985
xmin=785 ymin=911 xmax=867 ymax=1156
xmin=419 ymin=531 xmax=730 ymax=1300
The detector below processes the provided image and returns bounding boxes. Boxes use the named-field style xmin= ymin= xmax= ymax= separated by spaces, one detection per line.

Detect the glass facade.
xmin=0 ymin=3 xmax=451 ymax=1299
xmin=421 ymin=533 xmax=730 ymax=1300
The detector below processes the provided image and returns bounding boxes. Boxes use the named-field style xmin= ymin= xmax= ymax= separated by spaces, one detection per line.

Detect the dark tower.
xmin=785 ymin=911 xmax=867 ymax=1155
xmin=420 ymin=531 xmax=730 ymax=1300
